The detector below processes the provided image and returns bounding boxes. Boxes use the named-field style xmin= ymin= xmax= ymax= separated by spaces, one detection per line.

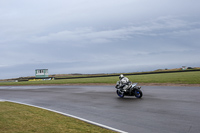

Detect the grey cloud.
xmin=26 ymin=16 xmax=200 ymax=46
xmin=1 ymin=0 xmax=200 ymax=79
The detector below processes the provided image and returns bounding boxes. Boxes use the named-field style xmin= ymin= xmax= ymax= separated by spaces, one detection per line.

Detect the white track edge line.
xmin=3 ymin=99 xmax=128 ymax=133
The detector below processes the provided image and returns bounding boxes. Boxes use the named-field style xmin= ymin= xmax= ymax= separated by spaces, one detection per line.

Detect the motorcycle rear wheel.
xmin=134 ymin=89 xmax=143 ymax=98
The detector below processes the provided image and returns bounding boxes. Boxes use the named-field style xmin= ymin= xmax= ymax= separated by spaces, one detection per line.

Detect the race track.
xmin=0 ymin=85 xmax=200 ymax=133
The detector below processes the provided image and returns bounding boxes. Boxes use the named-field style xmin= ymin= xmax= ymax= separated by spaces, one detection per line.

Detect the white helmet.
xmin=119 ymin=74 xmax=124 ymax=80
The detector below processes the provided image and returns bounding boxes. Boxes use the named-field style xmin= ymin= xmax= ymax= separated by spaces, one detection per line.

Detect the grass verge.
xmin=0 ymin=101 xmax=116 ymax=133
xmin=0 ymin=71 xmax=200 ymax=86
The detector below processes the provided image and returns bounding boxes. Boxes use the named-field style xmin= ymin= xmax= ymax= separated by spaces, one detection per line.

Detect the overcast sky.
xmin=1 ymin=0 xmax=200 ymax=79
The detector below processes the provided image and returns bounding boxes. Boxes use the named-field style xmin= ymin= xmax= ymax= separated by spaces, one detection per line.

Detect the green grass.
xmin=0 ymin=71 xmax=200 ymax=86
xmin=0 ymin=101 xmax=116 ymax=133
xmin=60 ymin=71 xmax=200 ymax=84
xmin=127 ymin=71 xmax=200 ymax=84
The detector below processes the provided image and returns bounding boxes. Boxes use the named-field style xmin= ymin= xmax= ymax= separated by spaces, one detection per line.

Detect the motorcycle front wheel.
xmin=116 ymin=90 xmax=124 ymax=98
xmin=134 ymin=89 xmax=143 ymax=98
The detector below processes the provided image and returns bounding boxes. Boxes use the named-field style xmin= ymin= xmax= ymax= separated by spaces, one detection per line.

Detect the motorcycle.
xmin=115 ymin=81 xmax=143 ymax=98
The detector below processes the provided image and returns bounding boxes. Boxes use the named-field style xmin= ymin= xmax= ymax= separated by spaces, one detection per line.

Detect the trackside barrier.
xmin=14 ymin=69 xmax=200 ymax=81
xmin=54 ymin=69 xmax=200 ymax=80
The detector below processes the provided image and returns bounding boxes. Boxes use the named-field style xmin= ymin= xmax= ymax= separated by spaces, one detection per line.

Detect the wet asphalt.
xmin=0 ymin=85 xmax=200 ymax=133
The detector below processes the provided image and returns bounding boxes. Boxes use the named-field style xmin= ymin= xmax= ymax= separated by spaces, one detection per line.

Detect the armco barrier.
xmin=53 ymin=69 xmax=200 ymax=80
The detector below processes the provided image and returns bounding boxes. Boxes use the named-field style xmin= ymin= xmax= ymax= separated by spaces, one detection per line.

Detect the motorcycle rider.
xmin=118 ymin=74 xmax=131 ymax=92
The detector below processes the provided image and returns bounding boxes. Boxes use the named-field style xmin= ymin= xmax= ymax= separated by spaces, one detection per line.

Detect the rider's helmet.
xmin=119 ymin=74 xmax=124 ymax=80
